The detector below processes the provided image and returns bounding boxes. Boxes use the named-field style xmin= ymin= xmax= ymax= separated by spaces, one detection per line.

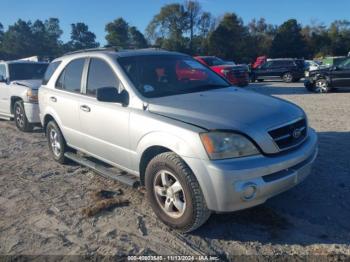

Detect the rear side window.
xmin=56 ymin=58 xmax=85 ymax=93
xmin=86 ymin=58 xmax=119 ymax=97
xmin=43 ymin=61 xmax=61 ymax=85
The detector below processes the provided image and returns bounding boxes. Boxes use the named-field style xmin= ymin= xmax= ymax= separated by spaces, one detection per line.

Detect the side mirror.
xmin=96 ymin=87 xmax=129 ymax=106
xmin=332 ymin=65 xmax=340 ymax=71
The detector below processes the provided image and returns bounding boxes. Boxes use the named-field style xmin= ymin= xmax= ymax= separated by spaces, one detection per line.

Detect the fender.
xmin=134 ymin=131 xmax=215 ymax=208
xmin=135 ymin=131 xmax=201 ymax=162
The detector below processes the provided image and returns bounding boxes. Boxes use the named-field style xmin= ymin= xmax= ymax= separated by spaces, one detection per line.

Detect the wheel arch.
xmin=136 ymin=131 xmax=204 ymax=186
xmin=139 ymin=145 xmax=172 ymax=186
xmin=10 ymin=96 xmax=23 ymax=114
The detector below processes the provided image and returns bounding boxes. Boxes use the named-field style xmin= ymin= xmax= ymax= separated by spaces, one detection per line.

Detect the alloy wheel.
xmin=49 ymin=129 xmax=61 ymax=157
xmin=283 ymin=73 xmax=293 ymax=82
xmin=315 ymin=80 xmax=328 ymax=93
xmin=153 ymin=170 xmax=186 ymax=218
xmin=15 ymin=105 xmax=25 ymax=128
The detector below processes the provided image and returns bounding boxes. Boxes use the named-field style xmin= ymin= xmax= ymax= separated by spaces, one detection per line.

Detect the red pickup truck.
xmin=194 ymin=56 xmax=249 ymax=87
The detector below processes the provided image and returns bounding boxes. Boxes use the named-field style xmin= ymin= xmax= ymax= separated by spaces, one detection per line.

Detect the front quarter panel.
xmin=130 ymin=110 xmax=208 ymax=169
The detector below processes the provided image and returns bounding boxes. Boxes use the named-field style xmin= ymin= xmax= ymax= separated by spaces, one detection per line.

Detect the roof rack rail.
xmin=64 ymin=47 xmax=117 ymax=56
xmin=63 ymin=46 xmax=168 ymax=56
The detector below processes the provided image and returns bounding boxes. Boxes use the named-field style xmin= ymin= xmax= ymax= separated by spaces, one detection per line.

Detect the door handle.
xmin=50 ymin=96 xmax=57 ymax=102
xmin=80 ymin=105 xmax=91 ymax=112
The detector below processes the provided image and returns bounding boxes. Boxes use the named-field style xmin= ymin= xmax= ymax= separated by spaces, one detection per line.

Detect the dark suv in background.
xmin=251 ymin=58 xmax=305 ymax=83
xmin=304 ymin=56 xmax=350 ymax=93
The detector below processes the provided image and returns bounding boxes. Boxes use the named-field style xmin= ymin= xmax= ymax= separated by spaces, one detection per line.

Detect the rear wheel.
xmin=282 ymin=72 xmax=293 ymax=83
xmin=46 ymin=121 xmax=69 ymax=164
xmin=14 ymin=101 xmax=33 ymax=132
xmin=145 ymin=152 xmax=211 ymax=232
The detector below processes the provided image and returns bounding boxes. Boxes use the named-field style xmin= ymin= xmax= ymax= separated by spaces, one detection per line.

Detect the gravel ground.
xmin=0 ymin=81 xmax=349 ymax=260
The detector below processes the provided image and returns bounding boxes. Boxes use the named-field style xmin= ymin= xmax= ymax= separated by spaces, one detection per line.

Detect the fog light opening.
xmin=242 ymin=183 xmax=257 ymax=201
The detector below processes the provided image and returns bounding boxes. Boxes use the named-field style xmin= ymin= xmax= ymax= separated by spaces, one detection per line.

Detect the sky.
xmin=1 ymin=0 xmax=349 ymax=45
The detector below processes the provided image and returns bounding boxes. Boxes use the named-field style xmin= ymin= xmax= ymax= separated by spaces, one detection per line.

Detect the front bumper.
xmin=304 ymin=78 xmax=315 ymax=87
xmin=183 ymin=128 xmax=318 ymax=212
xmin=23 ymin=102 xmax=41 ymax=123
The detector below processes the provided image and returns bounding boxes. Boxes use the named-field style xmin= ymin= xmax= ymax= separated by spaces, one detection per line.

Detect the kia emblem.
xmin=292 ymin=128 xmax=302 ymax=139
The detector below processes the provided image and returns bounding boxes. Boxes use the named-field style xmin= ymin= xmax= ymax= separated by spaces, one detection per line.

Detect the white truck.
xmin=0 ymin=60 xmax=48 ymax=131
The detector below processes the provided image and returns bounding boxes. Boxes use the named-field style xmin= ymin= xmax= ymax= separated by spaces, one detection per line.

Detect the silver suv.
xmin=39 ymin=49 xmax=318 ymax=232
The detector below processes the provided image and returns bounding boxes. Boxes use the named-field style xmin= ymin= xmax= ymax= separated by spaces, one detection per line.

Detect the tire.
xmin=46 ymin=121 xmax=69 ymax=164
xmin=313 ymin=79 xmax=332 ymax=93
xmin=282 ymin=72 xmax=293 ymax=83
xmin=14 ymin=101 xmax=33 ymax=132
xmin=145 ymin=152 xmax=211 ymax=232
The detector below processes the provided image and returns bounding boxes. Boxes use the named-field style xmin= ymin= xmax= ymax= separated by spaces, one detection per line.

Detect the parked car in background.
xmin=194 ymin=56 xmax=249 ymax=87
xmin=305 ymin=60 xmax=322 ymax=71
xmin=0 ymin=59 xmax=48 ymax=131
xmin=251 ymin=58 xmax=305 ymax=83
xmin=39 ymin=48 xmax=317 ymax=232
xmin=304 ymin=56 xmax=350 ymax=93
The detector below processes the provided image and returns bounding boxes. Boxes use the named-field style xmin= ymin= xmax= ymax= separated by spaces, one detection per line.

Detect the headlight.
xmin=26 ymin=89 xmax=38 ymax=103
xmin=200 ymin=132 xmax=259 ymax=160
xmin=305 ymin=71 xmax=310 ymax=77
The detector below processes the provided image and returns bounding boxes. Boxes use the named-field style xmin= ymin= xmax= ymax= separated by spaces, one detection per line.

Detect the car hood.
xmin=148 ymin=87 xmax=305 ymax=154
xmin=11 ymin=79 xmax=42 ymax=90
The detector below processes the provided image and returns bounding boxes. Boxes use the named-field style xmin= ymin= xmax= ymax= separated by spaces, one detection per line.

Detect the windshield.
xmin=118 ymin=55 xmax=230 ymax=98
xmin=9 ymin=63 xmax=48 ymax=81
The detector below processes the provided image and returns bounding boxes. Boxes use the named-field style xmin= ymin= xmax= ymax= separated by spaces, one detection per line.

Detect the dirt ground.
xmin=0 ymin=82 xmax=349 ymax=260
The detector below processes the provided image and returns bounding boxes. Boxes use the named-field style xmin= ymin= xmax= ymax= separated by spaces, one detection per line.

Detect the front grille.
xmin=268 ymin=118 xmax=307 ymax=150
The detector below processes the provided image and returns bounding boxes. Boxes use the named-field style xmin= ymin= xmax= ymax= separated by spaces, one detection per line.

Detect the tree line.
xmin=0 ymin=1 xmax=349 ymax=63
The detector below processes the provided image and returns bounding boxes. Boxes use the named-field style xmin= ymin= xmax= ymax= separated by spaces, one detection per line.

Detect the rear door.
xmin=78 ymin=57 xmax=131 ymax=170
xmin=49 ymin=58 xmax=86 ymax=148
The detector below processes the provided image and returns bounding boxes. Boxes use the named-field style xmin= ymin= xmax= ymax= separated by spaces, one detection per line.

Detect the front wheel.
xmin=46 ymin=121 xmax=69 ymax=164
xmin=145 ymin=152 xmax=211 ymax=232
xmin=314 ymin=79 xmax=331 ymax=93
xmin=14 ymin=101 xmax=33 ymax=132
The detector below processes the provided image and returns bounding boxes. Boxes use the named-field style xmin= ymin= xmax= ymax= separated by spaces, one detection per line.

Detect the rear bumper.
xmin=23 ymin=102 xmax=40 ymax=123
xmin=183 ymin=128 xmax=318 ymax=212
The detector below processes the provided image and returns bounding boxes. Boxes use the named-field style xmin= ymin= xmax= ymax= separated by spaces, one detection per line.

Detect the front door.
xmin=332 ymin=59 xmax=350 ymax=87
xmin=78 ymin=57 xmax=131 ymax=170
xmin=255 ymin=61 xmax=274 ymax=79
